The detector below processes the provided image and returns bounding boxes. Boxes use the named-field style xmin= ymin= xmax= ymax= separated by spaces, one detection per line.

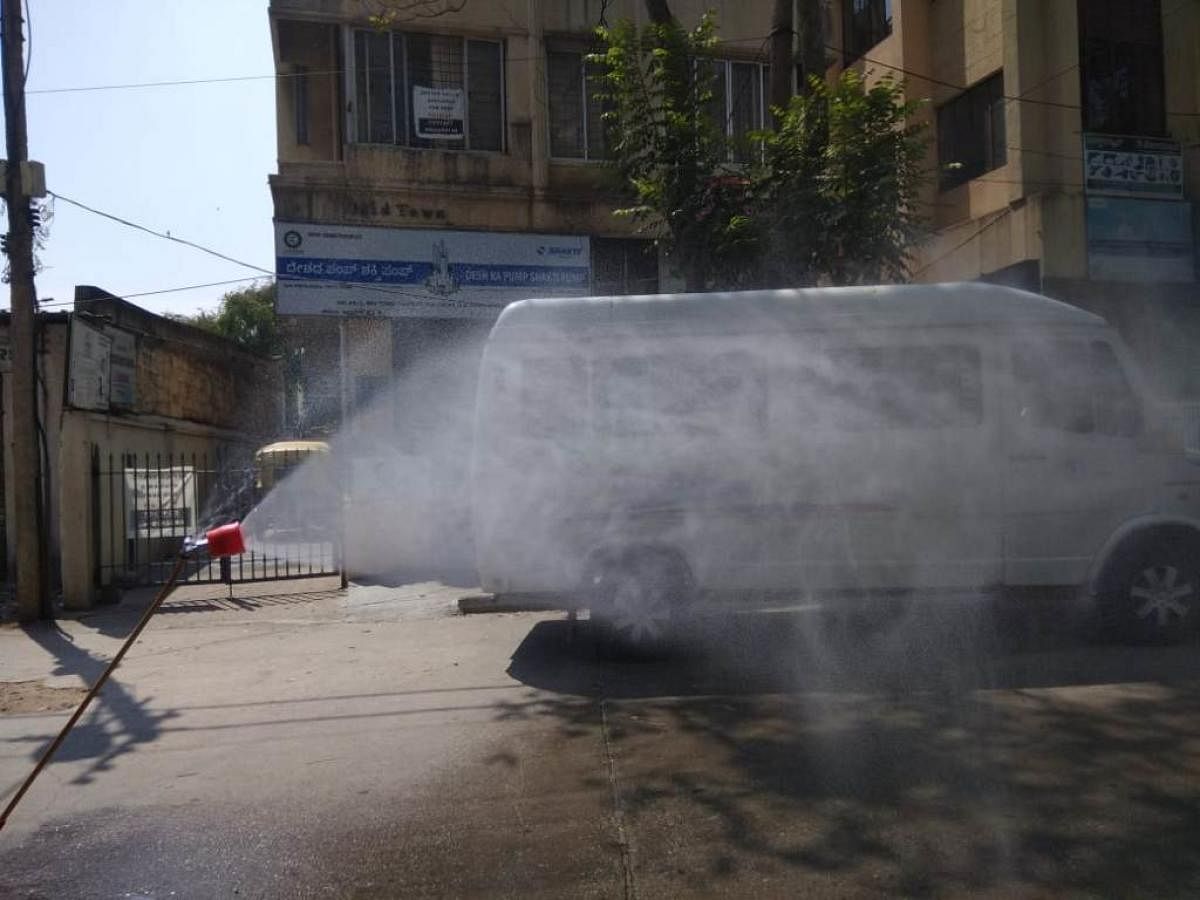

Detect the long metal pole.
xmin=338 ymin=319 xmax=350 ymax=588
xmin=2 ymin=0 xmax=46 ymax=621
xmin=0 ymin=555 xmax=188 ymax=833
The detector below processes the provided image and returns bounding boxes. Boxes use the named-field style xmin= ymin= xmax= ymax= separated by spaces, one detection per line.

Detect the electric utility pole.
xmin=2 ymin=0 xmax=46 ymax=621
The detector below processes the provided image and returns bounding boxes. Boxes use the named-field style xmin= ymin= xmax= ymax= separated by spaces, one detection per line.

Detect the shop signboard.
xmin=1083 ymin=133 xmax=1184 ymax=199
xmin=275 ymin=222 xmax=591 ymax=318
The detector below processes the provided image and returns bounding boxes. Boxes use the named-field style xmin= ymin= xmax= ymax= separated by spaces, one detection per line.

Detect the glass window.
xmin=547 ymin=49 xmax=609 ymax=160
xmin=351 ymin=29 xmax=504 ymax=151
xmin=354 ymin=30 xmax=394 ymax=144
xmin=467 ymin=40 xmax=503 ymax=150
xmin=843 ymin=0 xmax=893 ymax=63
xmin=596 ymin=352 xmax=766 ymax=439
xmin=937 ymin=72 xmax=1007 ymax=190
xmin=592 ymin=238 xmax=659 ymax=295
xmin=730 ymin=62 xmax=764 ymax=163
xmin=1012 ymin=339 xmax=1143 ymax=437
xmin=406 ymin=33 xmax=465 ymax=149
xmin=1079 ymin=0 xmax=1165 ymax=136
xmin=700 ymin=59 xmax=766 ymax=161
xmin=547 ymin=51 xmax=584 ymax=158
xmin=822 ymin=345 xmax=983 ymax=431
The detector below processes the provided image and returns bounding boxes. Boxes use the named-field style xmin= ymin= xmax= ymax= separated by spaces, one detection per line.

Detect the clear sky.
xmin=2 ymin=0 xmax=277 ymax=316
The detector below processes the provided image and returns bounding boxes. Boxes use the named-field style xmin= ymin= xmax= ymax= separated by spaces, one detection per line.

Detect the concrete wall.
xmin=58 ymin=414 xmax=257 ymax=610
xmin=75 ymin=292 xmax=282 ymax=435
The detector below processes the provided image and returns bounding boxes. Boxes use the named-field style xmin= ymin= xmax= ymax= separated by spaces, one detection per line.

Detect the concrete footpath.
xmin=5 ymin=581 xmax=1200 ymax=897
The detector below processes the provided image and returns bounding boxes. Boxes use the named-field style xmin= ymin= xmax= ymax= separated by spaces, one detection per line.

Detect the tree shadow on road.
xmin=504 ymin=607 xmax=1200 ymax=896
xmin=6 ymin=622 xmax=178 ymax=787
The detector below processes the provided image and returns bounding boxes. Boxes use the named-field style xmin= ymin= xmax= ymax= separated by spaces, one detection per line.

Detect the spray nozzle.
xmin=180 ymin=522 xmax=247 ymax=559
xmin=181 ymin=533 xmax=208 ymax=558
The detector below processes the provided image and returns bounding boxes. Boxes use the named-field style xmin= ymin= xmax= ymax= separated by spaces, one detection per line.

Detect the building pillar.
xmin=527 ymin=0 xmax=548 ymax=199
xmin=58 ymin=416 xmax=96 ymax=610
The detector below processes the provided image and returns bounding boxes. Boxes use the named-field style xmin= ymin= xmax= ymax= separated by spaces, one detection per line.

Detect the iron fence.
xmin=92 ymin=447 xmax=341 ymax=589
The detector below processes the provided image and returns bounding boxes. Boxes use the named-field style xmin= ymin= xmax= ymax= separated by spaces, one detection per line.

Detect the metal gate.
xmin=92 ymin=447 xmax=341 ymax=589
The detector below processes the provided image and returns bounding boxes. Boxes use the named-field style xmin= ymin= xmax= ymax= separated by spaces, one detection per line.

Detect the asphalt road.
xmin=4 ymin=582 xmax=1200 ymax=898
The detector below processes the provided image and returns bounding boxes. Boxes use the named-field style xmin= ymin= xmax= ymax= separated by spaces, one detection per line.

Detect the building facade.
xmin=860 ymin=0 xmax=1200 ymax=398
xmin=269 ymin=0 xmax=781 ymax=438
xmin=0 ymin=289 xmax=281 ymax=609
xmin=269 ymin=0 xmax=1200 ymax=406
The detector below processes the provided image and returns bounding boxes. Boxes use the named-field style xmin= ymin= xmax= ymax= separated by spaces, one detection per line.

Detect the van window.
xmin=596 ymin=351 xmax=766 ymax=439
xmin=520 ymin=356 xmax=587 ymax=438
xmin=817 ymin=344 xmax=983 ymax=430
xmin=1012 ymin=339 xmax=1142 ymax=437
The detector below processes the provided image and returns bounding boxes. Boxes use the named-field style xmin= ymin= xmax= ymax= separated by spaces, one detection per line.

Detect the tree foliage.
xmin=186 ymin=282 xmax=281 ymax=358
xmin=758 ymin=71 xmax=928 ymax=286
xmin=592 ymin=14 xmax=928 ymax=291
xmin=592 ymin=14 xmax=759 ymax=290
xmin=358 ymin=0 xmax=467 ymax=29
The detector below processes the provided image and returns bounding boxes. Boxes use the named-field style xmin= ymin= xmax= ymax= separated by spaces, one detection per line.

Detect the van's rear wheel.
xmin=1099 ymin=536 xmax=1200 ymax=644
xmin=590 ymin=554 xmax=686 ymax=660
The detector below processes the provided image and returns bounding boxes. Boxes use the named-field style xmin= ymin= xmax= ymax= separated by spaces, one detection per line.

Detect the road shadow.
xmin=508 ymin=600 xmax=1200 ymax=699
xmin=6 ymin=622 xmax=178 ymax=786
xmin=504 ymin=606 xmax=1200 ymax=896
xmin=158 ymin=589 xmax=343 ymax=615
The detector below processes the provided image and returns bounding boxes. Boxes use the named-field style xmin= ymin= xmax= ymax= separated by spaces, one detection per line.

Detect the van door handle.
xmin=1008 ymin=453 xmax=1047 ymax=462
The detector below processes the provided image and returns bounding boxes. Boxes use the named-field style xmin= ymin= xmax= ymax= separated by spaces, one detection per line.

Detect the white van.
xmin=471 ymin=283 xmax=1200 ymax=653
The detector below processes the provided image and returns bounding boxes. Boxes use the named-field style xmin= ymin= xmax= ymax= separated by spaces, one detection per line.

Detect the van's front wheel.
xmin=590 ymin=554 xmax=686 ymax=660
xmin=1099 ymin=536 xmax=1200 ymax=644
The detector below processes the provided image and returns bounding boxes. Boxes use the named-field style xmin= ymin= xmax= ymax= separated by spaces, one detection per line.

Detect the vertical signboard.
xmin=106 ymin=327 xmax=137 ymax=408
xmin=68 ymin=318 xmax=112 ymax=411
xmin=275 ymin=222 xmax=591 ymax=318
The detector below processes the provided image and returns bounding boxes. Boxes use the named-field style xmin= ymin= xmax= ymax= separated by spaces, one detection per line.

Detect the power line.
xmin=27 ymin=69 xmax=340 ymax=95
xmin=48 ymin=191 xmax=273 ymax=275
xmin=34 ymin=275 xmax=270 ymax=309
xmin=35 ymin=274 xmax=507 ymax=312
xmin=26 ymin=26 xmax=1200 ymax=119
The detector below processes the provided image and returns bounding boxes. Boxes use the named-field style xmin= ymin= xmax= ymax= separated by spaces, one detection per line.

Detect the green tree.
xmin=593 ymin=13 xmax=760 ymax=291
xmin=757 ymin=71 xmax=928 ymax=286
xmin=187 ymin=282 xmax=281 ymax=358
xmin=593 ymin=15 xmax=927 ymax=290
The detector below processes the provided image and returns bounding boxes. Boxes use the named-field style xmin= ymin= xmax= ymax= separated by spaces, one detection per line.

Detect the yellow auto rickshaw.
xmin=254 ymin=440 xmax=331 ymax=494
xmin=253 ymin=440 xmax=336 ymax=538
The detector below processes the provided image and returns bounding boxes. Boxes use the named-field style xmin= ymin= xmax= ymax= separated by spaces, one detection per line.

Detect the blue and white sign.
xmin=275 ymin=222 xmax=591 ymax=318
xmin=1086 ymin=197 xmax=1194 ymax=283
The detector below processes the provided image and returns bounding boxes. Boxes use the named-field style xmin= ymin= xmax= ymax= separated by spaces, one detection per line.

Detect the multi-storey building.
xmin=269 ymin=0 xmax=1200 ymax=420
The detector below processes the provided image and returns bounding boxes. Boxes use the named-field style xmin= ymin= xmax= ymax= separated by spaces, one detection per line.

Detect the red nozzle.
xmin=206 ymin=522 xmax=246 ymax=557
